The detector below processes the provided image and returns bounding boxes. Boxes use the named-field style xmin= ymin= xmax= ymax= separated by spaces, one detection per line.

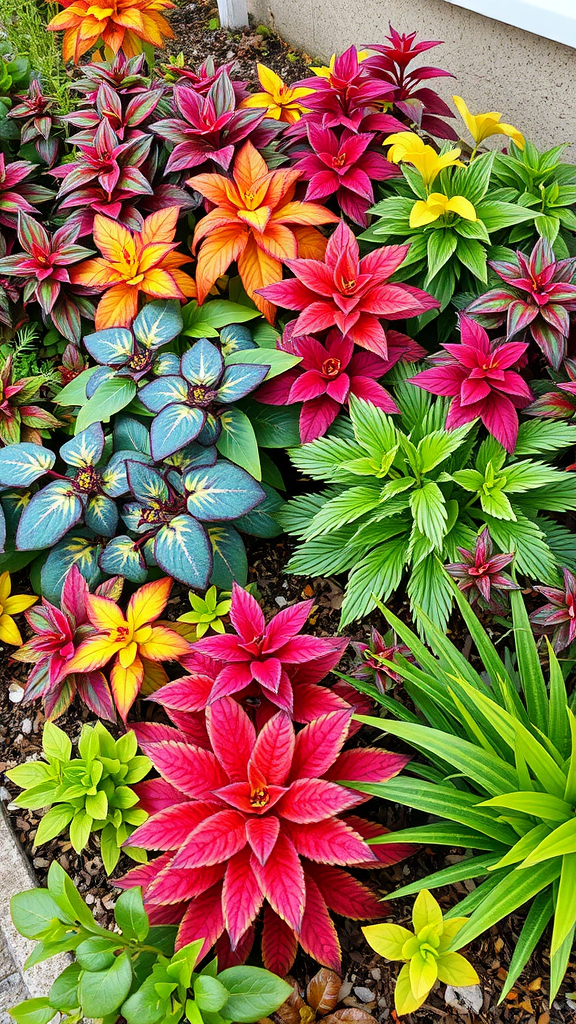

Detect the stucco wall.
xmin=247 ymin=0 xmax=576 ymax=156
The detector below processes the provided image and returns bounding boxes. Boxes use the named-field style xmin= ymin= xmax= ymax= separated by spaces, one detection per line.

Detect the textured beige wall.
xmin=248 ymin=0 xmax=576 ymax=156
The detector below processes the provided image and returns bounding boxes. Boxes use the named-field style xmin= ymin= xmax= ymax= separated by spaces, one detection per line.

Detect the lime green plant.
xmin=177 ymin=585 xmax=232 ymax=638
xmin=6 ymin=721 xmax=150 ymax=872
xmin=346 ymin=583 xmax=576 ymax=1000
xmin=363 ymin=890 xmax=478 ymax=1015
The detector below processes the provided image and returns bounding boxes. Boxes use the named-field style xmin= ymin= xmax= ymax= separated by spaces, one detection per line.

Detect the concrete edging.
xmin=0 ymin=803 xmax=70 ymax=1020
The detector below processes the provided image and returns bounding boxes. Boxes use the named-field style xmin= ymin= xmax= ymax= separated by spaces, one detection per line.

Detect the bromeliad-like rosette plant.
xmin=11 ymin=564 xmax=122 ymax=721
xmin=0 ymin=354 xmax=61 ymax=445
xmin=279 ymin=391 xmax=576 ymax=631
xmin=188 ymin=141 xmax=339 ymax=323
xmin=47 ymin=0 xmax=175 ymax=63
xmin=119 ymin=698 xmax=412 ymax=974
xmin=465 ymin=238 xmax=576 ymax=369
xmin=259 ymin=220 xmax=439 ymax=357
xmin=344 ymin=586 xmax=576 ymax=1002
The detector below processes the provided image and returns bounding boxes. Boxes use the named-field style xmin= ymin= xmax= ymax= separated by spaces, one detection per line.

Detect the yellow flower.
xmin=384 ymin=131 xmax=463 ymax=188
xmin=410 ymin=192 xmax=477 ymax=229
xmin=0 ymin=572 xmax=37 ymax=646
xmin=311 ymin=50 xmax=369 ymax=77
xmin=453 ymin=95 xmax=525 ymax=150
xmin=241 ymin=64 xmax=313 ymax=124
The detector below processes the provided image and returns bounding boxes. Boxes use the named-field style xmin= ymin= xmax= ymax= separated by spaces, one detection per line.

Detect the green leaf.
xmin=193 ymin=975 xmax=229 ymax=1012
xmin=8 ymin=998 xmax=55 ymax=1024
xmin=426 ymin=229 xmax=457 ymax=282
xmin=78 ymin=951 xmax=133 ymax=1017
xmin=407 ymin=554 xmax=453 ymax=634
xmin=510 ymin=588 xmax=548 ymax=735
xmin=49 ymin=962 xmax=82 ymax=1011
xmin=456 ymin=236 xmax=487 ymax=281
xmin=226 ymin=348 xmax=299 ymax=379
xmin=76 ymin=936 xmax=117 ymax=972
xmin=47 ymin=862 xmax=95 ymax=928
xmin=340 ymin=535 xmax=406 ymax=626
xmin=114 ymin=887 xmax=149 ymax=942
xmin=55 ymin=366 xmax=99 ymax=406
xmin=240 ymin=399 xmax=301 ymax=448
xmin=498 ymin=891 xmax=553 ymax=1001
xmin=34 ymin=805 xmax=76 ymax=846
xmin=409 ymin=482 xmax=447 ymax=549
xmin=217 ymin=408 xmax=261 ymax=479
xmin=476 ymin=199 xmax=536 ymax=230
xmin=11 ymin=888 xmax=69 ymax=939
xmin=182 ymin=299 xmax=260 ymax=337
xmin=217 ymin=966 xmax=293 ymax=1022
xmin=75 ymin=377 xmax=137 ymax=433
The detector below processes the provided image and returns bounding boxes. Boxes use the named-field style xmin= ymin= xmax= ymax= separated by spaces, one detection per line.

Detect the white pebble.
xmin=338 ymin=982 xmax=352 ymax=1001
xmin=85 ymin=894 xmax=95 ymax=905
xmin=21 ymin=719 xmax=32 ymax=735
xmin=275 ymin=596 xmax=287 ymax=607
xmin=0 ymin=786 xmax=10 ymax=801
xmin=371 ymin=968 xmax=381 ymax=981
xmin=9 ymin=683 xmax=24 ymax=703
xmin=445 ymin=985 xmax=483 ymax=1014
xmin=354 ymin=987 xmax=374 ymax=1003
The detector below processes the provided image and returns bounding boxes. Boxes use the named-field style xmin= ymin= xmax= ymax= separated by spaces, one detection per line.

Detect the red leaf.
xmin=147 ymin=860 xmax=225 ymax=905
xmin=151 ymin=673 xmax=214 ymax=711
xmin=246 ymin=815 xmax=280 ymax=865
xmin=128 ymin=801 xmax=219 ymax=850
xmin=229 ymin=581 xmax=265 ymax=639
xmin=216 ymin=925 xmax=255 ymax=969
xmin=145 ymin=740 xmax=228 ymax=798
xmin=251 ymin=832 xmax=305 ymax=931
xmin=261 ymin=905 xmax=298 ymax=976
xmin=132 ymin=778 xmax=189 ymax=814
xmin=325 ymin=748 xmax=410 ymax=785
xmin=290 ymin=710 xmax=352 ymax=781
xmin=292 ymin=682 xmax=351 ymax=723
xmin=262 ymin=599 xmax=314 ymax=651
xmin=288 ymin=818 xmax=375 ymax=865
xmin=279 ymin=778 xmax=364 ymax=823
xmin=206 ymin=695 xmax=255 ymax=781
xmin=223 ymin=847 xmax=264 ymax=947
xmin=249 ymin=710 xmax=295 ymax=786
xmin=176 ymin=881 xmax=225 ymax=956
xmin=173 ymin=808 xmax=247 ymax=868
xmin=299 ymin=874 xmax=341 ymax=971
xmin=345 ymin=816 xmax=416 ymax=868
xmin=116 ymin=851 xmax=173 ymax=891
xmin=306 ymin=863 xmax=384 ymax=919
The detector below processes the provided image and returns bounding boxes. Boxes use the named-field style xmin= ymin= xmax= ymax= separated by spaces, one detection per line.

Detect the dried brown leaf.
xmin=307 ymin=969 xmax=342 ymax=1015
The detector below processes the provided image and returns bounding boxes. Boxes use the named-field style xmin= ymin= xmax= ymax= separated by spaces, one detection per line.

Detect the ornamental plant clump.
xmin=529 ymin=567 xmax=576 ymax=652
xmin=279 ymin=392 xmax=576 ymax=630
xmin=363 ymin=890 xmax=478 ymax=1015
xmin=11 ymin=564 xmax=123 ymax=721
xmin=445 ymin=526 xmax=519 ymax=613
xmin=345 ymin=586 xmax=576 ymax=1000
xmin=120 ymin=698 xmax=412 ymax=974
xmin=6 ymin=721 xmax=150 ymax=872
xmin=9 ymin=863 xmax=292 ymax=1024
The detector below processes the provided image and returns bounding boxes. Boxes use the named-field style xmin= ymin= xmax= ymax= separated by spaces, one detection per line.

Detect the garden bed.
xmin=1 ymin=2 xmax=576 ymax=1023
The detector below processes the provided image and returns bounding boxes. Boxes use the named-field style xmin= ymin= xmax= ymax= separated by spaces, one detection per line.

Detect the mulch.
xmin=1 ymin=4 xmax=575 ymax=1019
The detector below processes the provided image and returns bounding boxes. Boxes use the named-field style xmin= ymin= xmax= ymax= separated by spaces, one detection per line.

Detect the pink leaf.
xmin=279 ymin=778 xmax=364 ymax=822
xmin=229 ymin=581 xmax=265 ymax=639
xmin=287 ymin=818 xmax=375 ymax=865
xmin=290 ymin=710 xmax=352 ymax=781
xmin=147 ymin=861 xmax=225 ymax=905
xmin=129 ymin=801 xmax=219 ymax=850
xmin=173 ymin=809 xmax=247 ymax=868
xmin=145 ymin=740 xmax=228 ymax=798
xmin=261 ymin=905 xmax=298 ymax=976
xmin=249 ymin=710 xmax=295 ymax=785
xmin=132 ymin=778 xmax=189 ymax=814
xmin=307 ymin=864 xmax=384 ymax=919
xmin=223 ymin=847 xmax=264 ymax=947
xmin=251 ymin=832 xmax=305 ymax=932
xmin=246 ymin=815 xmax=281 ymax=865
xmin=262 ymin=599 xmax=314 ymax=651
xmin=325 ymin=748 xmax=410 ymax=785
xmin=150 ymin=673 xmax=214 ymax=712
xmin=175 ymin=881 xmax=225 ymax=955
xmin=206 ymin=696 xmax=255 ymax=781
xmin=299 ymin=874 xmax=341 ymax=971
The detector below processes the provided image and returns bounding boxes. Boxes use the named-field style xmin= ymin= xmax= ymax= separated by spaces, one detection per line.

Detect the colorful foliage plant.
xmin=120 ymin=697 xmax=412 ymax=975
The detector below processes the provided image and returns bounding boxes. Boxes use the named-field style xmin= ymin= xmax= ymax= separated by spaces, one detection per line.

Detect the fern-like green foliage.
xmin=279 ymin=387 xmax=576 ymax=632
xmin=344 ymin=584 xmax=576 ymax=1002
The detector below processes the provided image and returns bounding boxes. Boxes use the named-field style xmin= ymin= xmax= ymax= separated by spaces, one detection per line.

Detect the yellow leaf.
xmin=362 ymin=923 xmax=413 ymax=961
xmin=394 ymin=963 xmax=425 ymax=1016
xmin=436 ymin=951 xmax=479 ymax=987
xmin=127 ymin=576 xmax=172 ymax=631
xmin=412 ymin=889 xmax=443 ymax=935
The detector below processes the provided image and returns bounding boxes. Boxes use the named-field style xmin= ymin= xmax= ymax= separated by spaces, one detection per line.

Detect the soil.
xmin=0 ymin=3 xmax=574 ymax=1021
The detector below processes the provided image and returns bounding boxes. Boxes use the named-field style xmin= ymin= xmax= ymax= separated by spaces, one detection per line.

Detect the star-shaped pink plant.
xmin=259 ymin=220 xmax=439 ymax=357
xmin=189 ymin=583 xmax=345 ymax=715
xmin=121 ymin=698 xmax=411 ymax=975
xmin=530 ymin=568 xmax=576 ymax=652
xmin=292 ymin=123 xmax=399 ymax=227
xmin=409 ymin=316 xmax=533 ymax=452
xmin=446 ymin=527 xmax=519 ymax=613
xmin=351 ymin=627 xmax=414 ymax=692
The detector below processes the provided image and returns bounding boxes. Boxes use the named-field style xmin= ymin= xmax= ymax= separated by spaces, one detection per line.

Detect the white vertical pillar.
xmin=217 ymin=0 xmax=249 ymax=28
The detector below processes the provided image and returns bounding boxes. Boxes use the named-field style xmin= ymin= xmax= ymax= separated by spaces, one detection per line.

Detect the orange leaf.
xmin=140 ymin=657 xmax=169 ymax=695
xmin=260 ymin=168 xmax=301 ymax=211
xmin=70 ymin=257 xmax=122 ymax=288
xmin=237 ymin=234 xmax=280 ymax=323
xmin=140 ymin=268 xmax=184 ymax=299
xmin=259 ymin=221 xmax=297 ymax=261
xmin=137 ymin=242 xmax=178 ymax=272
xmin=138 ymin=624 xmax=190 ymax=661
xmin=195 ymin=224 xmax=248 ymax=304
xmin=140 ymin=206 xmax=180 ymax=247
xmin=187 ymin=173 xmax=238 ymax=210
xmin=86 ymin=594 xmax=127 ymax=631
xmin=67 ymin=634 xmax=124 ymax=673
xmin=127 ymin=576 xmax=172 ymax=631
xmin=93 ymin=214 xmax=136 ymax=263
xmin=293 ymin=225 xmax=329 ymax=260
xmin=234 ymin=141 xmax=269 ymax=194
xmin=272 ymin=200 xmax=339 ymax=226
xmin=238 ymin=206 xmax=272 ymax=232
xmin=94 ymin=284 xmax=140 ymax=329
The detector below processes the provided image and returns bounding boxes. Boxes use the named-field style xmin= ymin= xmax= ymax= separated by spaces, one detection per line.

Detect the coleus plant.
xmin=153 ymin=71 xmax=282 ymax=174
xmin=361 ymin=26 xmax=458 ymax=139
xmin=0 ymin=354 xmax=61 ymax=445
xmin=71 ymin=207 xmax=196 ymax=330
xmin=0 ymin=211 xmax=96 ymax=344
xmin=465 ymin=238 xmax=576 ymax=369
xmin=256 ymin=322 xmax=425 ymax=442
xmin=6 ymin=721 xmax=150 ymax=872
xmin=189 ymin=141 xmax=339 ymax=323
xmin=65 ymin=576 xmax=191 ymax=721
xmin=63 ymin=80 xmax=164 ymax=146
xmin=259 ymin=220 xmax=439 ymax=357
xmin=119 ymin=697 xmax=412 ymax=975
xmin=9 ymin=865 xmax=292 ymax=1024
xmin=409 ymin=315 xmax=533 ymax=452
xmin=278 ymin=391 xmax=576 ymax=632
xmin=11 ymin=564 xmax=123 ymax=721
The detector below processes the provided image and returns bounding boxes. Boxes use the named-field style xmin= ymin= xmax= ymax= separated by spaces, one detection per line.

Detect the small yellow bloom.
xmin=311 ymin=50 xmax=369 ymax=77
xmin=384 ymin=131 xmax=463 ymax=188
xmin=410 ymin=192 xmax=477 ymax=229
xmin=241 ymin=64 xmax=313 ymax=124
xmin=0 ymin=572 xmax=37 ymax=646
xmin=453 ymin=95 xmax=525 ymax=150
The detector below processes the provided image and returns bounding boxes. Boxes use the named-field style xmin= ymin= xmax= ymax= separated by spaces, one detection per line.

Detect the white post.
xmin=217 ymin=0 xmax=249 ymax=28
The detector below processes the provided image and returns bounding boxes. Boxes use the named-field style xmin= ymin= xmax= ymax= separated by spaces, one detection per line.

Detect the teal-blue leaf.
xmin=149 ymin=404 xmax=206 ymax=461
xmin=185 ymin=460 xmax=265 ymax=521
xmin=180 ymin=339 xmax=223 ymax=386
xmin=83 ymin=327 xmax=133 ymax=366
xmin=216 ymin=363 xmax=269 ymax=403
xmin=154 ymin=514 xmax=212 ymax=587
xmin=60 ymin=424 xmax=105 ymax=469
xmin=133 ymin=299 xmax=183 ymax=349
xmin=41 ymin=530 xmax=104 ymax=603
xmin=208 ymin=523 xmax=248 ymax=588
xmin=235 ymin=483 xmax=284 ymax=538
xmin=100 ymin=536 xmax=148 ymax=584
xmin=113 ymin=416 xmax=151 ymax=455
xmin=0 ymin=443 xmax=55 ymax=488
xmin=126 ymin=462 xmax=169 ymax=504
xmin=85 ymin=495 xmax=118 ymax=537
xmin=16 ymin=481 xmax=84 ymax=550
xmin=101 ymin=450 xmax=153 ymax=498
xmin=138 ymin=375 xmax=188 ymax=413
